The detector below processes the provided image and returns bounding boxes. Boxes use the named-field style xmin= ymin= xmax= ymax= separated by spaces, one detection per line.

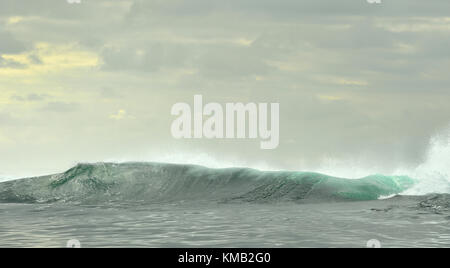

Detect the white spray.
xmin=400 ymin=128 xmax=450 ymax=195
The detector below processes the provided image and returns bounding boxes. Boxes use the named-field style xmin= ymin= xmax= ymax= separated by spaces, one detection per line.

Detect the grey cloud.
xmin=0 ymin=0 xmax=107 ymax=19
xmin=0 ymin=30 xmax=26 ymax=54
xmin=197 ymin=45 xmax=272 ymax=79
xmin=98 ymin=87 xmax=122 ymax=99
xmin=27 ymin=53 xmax=42 ymax=64
xmin=12 ymin=93 xmax=50 ymax=102
xmin=0 ymin=113 xmax=15 ymax=126
xmin=41 ymin=102 xmax=79 ymax=113
xmin=101 ymin=43 xmax=189 ymax=72
xmin=101 ymin=45 xmax=165 ymax=72
xmin=126 ymin=0 xmax=450 ymax=20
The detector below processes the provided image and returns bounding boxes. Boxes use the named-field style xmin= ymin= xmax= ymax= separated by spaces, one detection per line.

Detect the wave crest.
xmin=0 ymin=162 xmax=415 ymax=205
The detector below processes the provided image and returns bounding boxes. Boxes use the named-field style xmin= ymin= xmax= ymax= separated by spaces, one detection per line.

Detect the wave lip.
xmin=0 ymin=162 xmax=416 ymax=205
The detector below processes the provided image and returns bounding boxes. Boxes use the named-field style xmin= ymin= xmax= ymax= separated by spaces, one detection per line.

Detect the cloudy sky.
xmin=0 ymin=0 xmax=449 ymax=177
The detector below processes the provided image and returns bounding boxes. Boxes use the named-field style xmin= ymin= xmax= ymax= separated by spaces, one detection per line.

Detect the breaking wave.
xmin=1 ymin=127 xmax=448 ymax=206
xmin=0 ymin=162 xmax=415 ymax=205
xmin=400 ymin=128 xmax=450 ymax=195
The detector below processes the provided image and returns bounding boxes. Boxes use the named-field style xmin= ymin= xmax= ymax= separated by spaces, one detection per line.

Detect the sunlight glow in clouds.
xmin=0 ymin=43 xmax=99 ymax=77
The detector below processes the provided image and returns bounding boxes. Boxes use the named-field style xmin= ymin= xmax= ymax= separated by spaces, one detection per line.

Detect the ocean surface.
xmin=0 ymin=162 xmax=449 ymax=248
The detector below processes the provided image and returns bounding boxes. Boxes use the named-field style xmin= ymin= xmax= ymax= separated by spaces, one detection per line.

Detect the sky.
xmin=0 ymin=0 xmax=450 ymax=177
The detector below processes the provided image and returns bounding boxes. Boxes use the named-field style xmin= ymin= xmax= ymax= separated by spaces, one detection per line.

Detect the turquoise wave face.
xmin=0 ymin=162 xmax=416 ymax=205
xmin=313 ymin=174 xmax=416 ymax=201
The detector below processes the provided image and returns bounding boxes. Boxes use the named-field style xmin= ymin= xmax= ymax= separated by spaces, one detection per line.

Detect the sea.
xmin=0 ymin=160 xmax=449 ymax=248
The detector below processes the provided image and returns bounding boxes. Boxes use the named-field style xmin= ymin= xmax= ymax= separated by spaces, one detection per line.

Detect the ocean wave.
xmin=0 ymin=162 xmax=416 ymax=205
xmin=399 ymin=129 xmax=450 ymax=195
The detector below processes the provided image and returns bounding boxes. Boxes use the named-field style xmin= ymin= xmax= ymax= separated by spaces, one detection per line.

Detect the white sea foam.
xmin=399 ymin=127 xmax=450 ymax=195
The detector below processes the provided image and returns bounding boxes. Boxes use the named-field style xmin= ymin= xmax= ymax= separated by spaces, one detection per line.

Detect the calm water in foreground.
xmin=1 ymin=197 xmax=449 ymax=248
